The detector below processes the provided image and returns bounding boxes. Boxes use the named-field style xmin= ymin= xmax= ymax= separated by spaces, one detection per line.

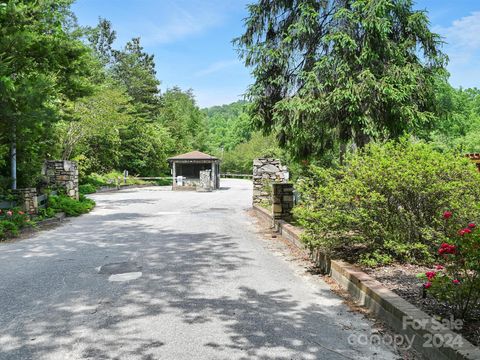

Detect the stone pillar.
xmin=252 ymin=158 xmax=289 ymax=204
xmin=42 ymin=160 xmax=79 ymax=200
xmin=197 ymin=170 xmax=212 ymax=192
xmin=14 ymin=188 xmax=38 ymax=214
xmin=272 ymin=183 xmax=294 ymax=222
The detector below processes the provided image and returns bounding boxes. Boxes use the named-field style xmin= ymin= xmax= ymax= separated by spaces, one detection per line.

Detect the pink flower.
xmin=6 ymin=210 xmax=12 ymax=216
xmin=18 ymin=211 xmax=24 ymax=215
xmin=435 ymin=265 xmax=444 ymax=270
xmin=425 ymin=271 xmax=436 ymax=280
xmin=424 ymin=282 xmax=432 ymax=289
xmin=452 ymin=279 xmax=460 ymax=285
xmin=468 ymin=223 xmax=476 ymax=229
xmin=443 ymin=211 xmax=453 ymax=219
xmin=458 ymin=229 xmax=466 ymax=236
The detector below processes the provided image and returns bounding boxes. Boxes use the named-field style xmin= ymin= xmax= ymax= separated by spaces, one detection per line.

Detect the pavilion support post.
xmin=172 ymin=161 xmax=176 ymax=188
xmin=211 ymin=161 xmax=216 ymax=189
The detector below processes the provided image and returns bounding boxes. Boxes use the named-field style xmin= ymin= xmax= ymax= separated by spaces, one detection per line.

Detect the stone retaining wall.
xmin=14 ymin=188 xmax=38 ymax=214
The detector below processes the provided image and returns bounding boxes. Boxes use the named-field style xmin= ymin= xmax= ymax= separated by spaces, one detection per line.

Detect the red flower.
xmin=443 ymin=211 xmax=453 ymax=219
xmin=435 ymin=265 xmax=444 ymax=270
xmin=438 ymin=243 xmax=456 ymax=255
xmin=468 ymin=223 xmax=476 ymax=229
xmin=425 ymin=271 xmax=436 ymax=280
xmin=424 ymin=282 xmax=432 ymax=289
xmin=463 ymin=228 xmax=472 ymax=234
xmin=458 ymin=229 xmax=466 ymax=236
xmin=452 ymin=279 xmax=460 ymax=285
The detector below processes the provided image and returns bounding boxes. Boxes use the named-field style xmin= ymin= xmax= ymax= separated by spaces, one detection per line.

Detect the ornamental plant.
xmin=294 ymin=139 xmax=480 ymax=266
xmin=0 ymin=208 xmax=32 ymax=240
xmin=418 ymin=212 xmax=480 ymax=319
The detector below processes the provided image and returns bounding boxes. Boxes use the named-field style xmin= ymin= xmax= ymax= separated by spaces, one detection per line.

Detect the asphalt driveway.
xmin=0 ymin=179 xmax=400 ymax=359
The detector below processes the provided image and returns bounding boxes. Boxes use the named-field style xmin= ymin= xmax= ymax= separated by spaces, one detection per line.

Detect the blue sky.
xmin=72 ymin=0 xmax=480 ymax=108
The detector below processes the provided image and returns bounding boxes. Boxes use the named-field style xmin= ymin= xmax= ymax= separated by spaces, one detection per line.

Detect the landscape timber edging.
xmin=252 ymin=204 xmax=480 ymax=360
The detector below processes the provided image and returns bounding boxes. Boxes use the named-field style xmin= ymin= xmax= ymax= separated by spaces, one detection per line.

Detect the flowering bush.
xmin=418 ymin=212 xmax=480 ymax=319
xmin=0 ymin=208 xmax=32 ymax=240
xmin=294 ymin=139 xmax=480 ymax=266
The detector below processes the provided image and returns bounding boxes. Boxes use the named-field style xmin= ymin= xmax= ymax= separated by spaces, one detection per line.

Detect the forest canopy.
xmin=0 ymin=0 xmax=479 ymax=193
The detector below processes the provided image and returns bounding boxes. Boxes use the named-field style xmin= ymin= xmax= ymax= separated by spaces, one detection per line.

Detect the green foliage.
xmin=0 ymin=0 xmax=99 ymax=188
xmin=202 ymin=101 xmax=252 ymax=153
xmin=294 ymin=139 xmax=480 ymax=266
xmin=36 ymin=207 xmax=56 ymax=220
xmin=235 ymin=0 xmax=446 ymax=161
xmin=0 ymin=220 xmax=20 ymax=239
xmin=81 ymin=171 xmax=161 ymax=188
xmin=56 ymin=81 xmax=134 ymax=172
xmin=48 ymin=194 xmax=95 ymax=216
xmin=158 ymin=87 xmax=204 ymax=153
xmin=419 ymin=216 xmax=480 ymax=320
xmin=220 ymin=132 xmax=283 ymax=174
xmin=424 ymin=82 xmax=480 ymax=153
xmin=118 ymin=121 xmax=172 ymax=176
xmin=112 ymin=37 xmax=160 ymax=120
xmin=0 ymin=208 xmax=32 ymax=240
xmin=79 ymin=184 xmax=96 ymax=195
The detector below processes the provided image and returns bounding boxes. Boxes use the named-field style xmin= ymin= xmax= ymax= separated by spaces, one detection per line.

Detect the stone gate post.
xmin=42 ymin=160 xmax=79 ymax=200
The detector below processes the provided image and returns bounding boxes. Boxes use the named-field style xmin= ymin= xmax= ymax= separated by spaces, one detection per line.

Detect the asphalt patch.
xmin=98 ymin=261 xmax=142 ymax=275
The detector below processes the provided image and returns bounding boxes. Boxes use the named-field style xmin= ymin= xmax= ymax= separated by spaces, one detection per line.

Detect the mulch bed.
xmin=362 ymin=264 xmax=480 ymax=347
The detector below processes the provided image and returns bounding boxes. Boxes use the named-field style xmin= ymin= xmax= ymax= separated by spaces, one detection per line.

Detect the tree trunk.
xmin=339 ymin=142 xmax=346 ymax=166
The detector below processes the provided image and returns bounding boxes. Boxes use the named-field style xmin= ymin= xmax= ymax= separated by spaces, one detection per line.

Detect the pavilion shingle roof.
xmin=167 ymin=151 xmax=218 ymax=161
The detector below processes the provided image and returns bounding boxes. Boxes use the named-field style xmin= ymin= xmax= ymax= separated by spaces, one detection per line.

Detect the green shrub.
xmin=0 ymin=208 xmax=33 ymax=240
xmin=37 ymin=207 xmax=56 ymax=220
xmin=155 ymin=177 xmax=172 ymax=186
xmin=0 ymin=220 xmax=20 ymax=239
xmin=79 ymin=184 xmax=97 ymax=195
xmin=294 ymin=139 xmax=480 ymax=266
xmin=82 ymin=171 xmax=159 ymax=187
xmin=82 ymin=172 xmax=111 ymax=187
xmin=48 ymin=194 xmax=95 ymax=216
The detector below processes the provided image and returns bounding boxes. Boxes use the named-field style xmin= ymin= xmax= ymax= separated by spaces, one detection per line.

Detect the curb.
xmin=252 ymin=204 xmax=480 ymax=360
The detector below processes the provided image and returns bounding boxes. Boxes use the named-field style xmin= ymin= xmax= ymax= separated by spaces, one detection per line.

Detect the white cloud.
xmin=194 ymin=60 xmax=240 ymax=77
xmin=436 ymin=12 xmax=480 ymax=50
xmin=434 ymin=12 xmax=480 ymax=88
xmin=140 ymin=0 xmax=226 ymax=45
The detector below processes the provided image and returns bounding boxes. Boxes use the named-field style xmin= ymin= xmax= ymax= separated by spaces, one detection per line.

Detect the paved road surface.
xmin=0 ymin=180 xmax=400 ymax=359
